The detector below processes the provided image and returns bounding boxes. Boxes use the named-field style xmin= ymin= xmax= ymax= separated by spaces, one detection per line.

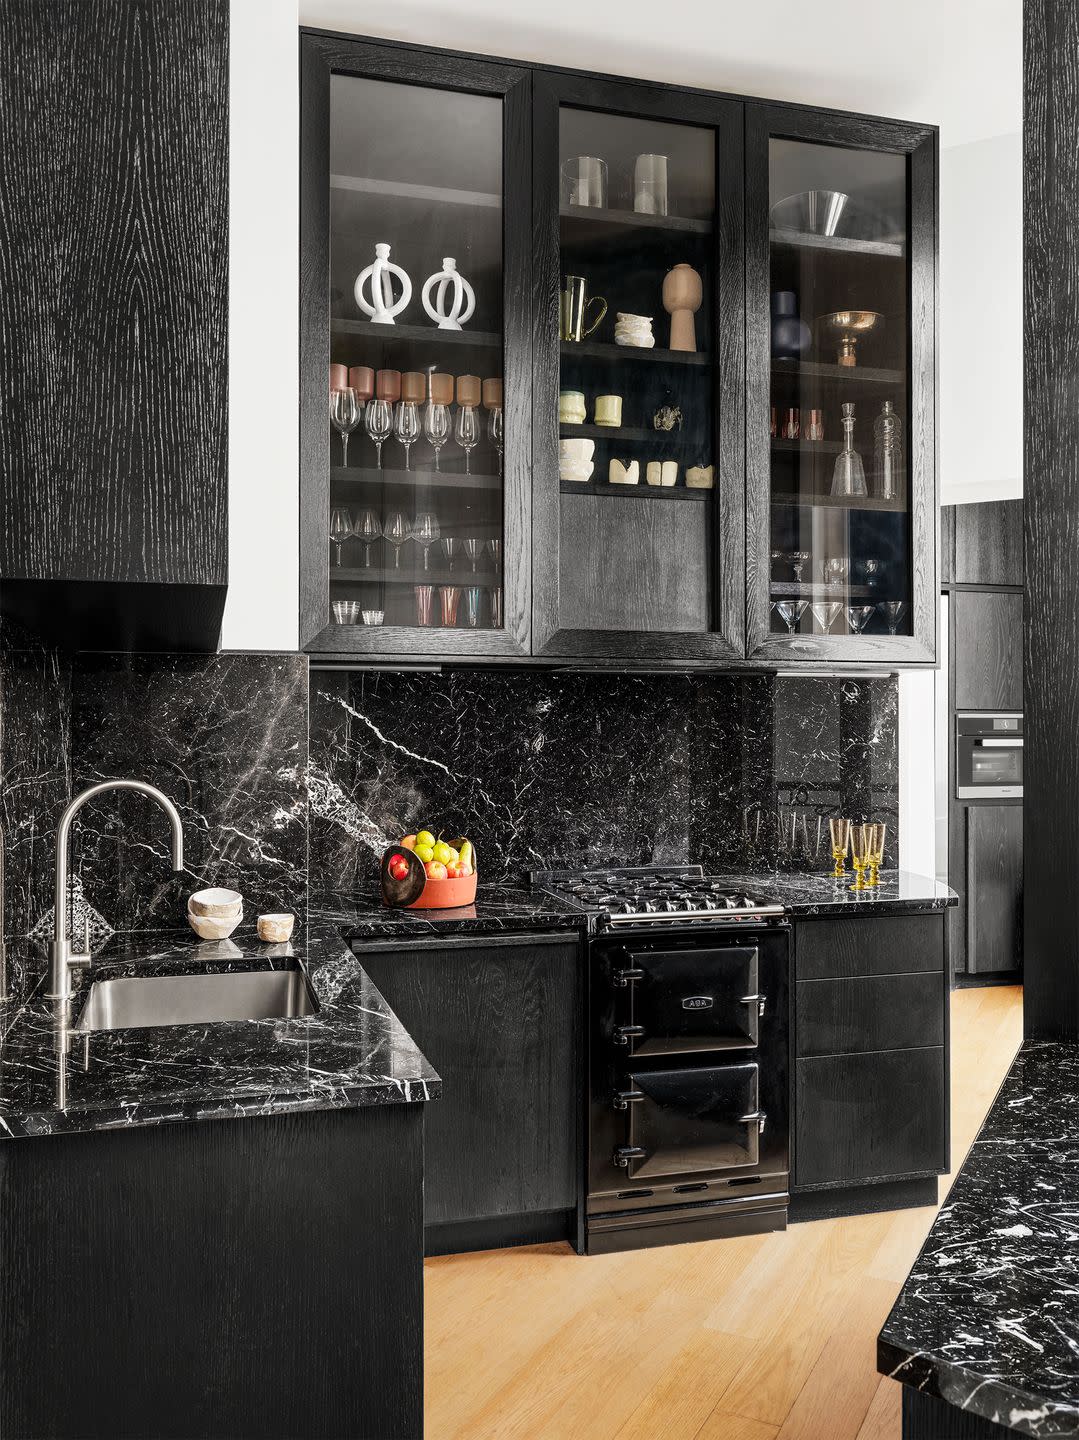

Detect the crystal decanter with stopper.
xmin=872 ymin=399 xmax=904 ymax=500
xmin=831 ymin=402 xmax=867 ymax=497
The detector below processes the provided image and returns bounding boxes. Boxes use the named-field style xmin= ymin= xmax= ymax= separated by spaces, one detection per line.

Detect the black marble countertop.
xmin=714 ymin=869 xmax=957 ymax=916
xmin=0 ymin=920 xmax=441 ymax=1141
xmin=879 ymin=1041 xmax=1079 ymax=1438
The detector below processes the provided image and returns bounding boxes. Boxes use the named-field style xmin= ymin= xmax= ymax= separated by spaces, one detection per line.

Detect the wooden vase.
xmin=662 ymin=263 xmax=703 ymax=352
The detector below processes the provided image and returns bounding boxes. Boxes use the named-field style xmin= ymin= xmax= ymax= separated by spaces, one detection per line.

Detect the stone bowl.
xmin=188 ymin=906 xmax=243 ymax=941
xmin=188 ymin=887 xmax=244 ymax=919
xmin=257 ymin=913 xmax=295 ymax=943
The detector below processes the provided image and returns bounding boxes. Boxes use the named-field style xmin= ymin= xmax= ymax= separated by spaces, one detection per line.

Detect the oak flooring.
xmin=424 ymin=985 xmax=1023 ymax=1440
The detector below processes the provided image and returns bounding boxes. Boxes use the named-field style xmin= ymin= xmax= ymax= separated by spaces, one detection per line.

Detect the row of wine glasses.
xmin=769 ymin=551 xmax=885 ymax=588
xmin=329 ymin=506 xmax=503 ymax=574
xmin=330 ymin=388 xmax=503 ymax=474
xmin=770 ymin=599 xmax=908 ymax=634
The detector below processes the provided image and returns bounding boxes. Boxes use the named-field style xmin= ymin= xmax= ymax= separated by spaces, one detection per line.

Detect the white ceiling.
xmin=299 ymin=0 xmax=1020 ymax=149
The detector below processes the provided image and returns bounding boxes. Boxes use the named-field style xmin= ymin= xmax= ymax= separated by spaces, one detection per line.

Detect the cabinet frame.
xmin=744 ymin=103 xmax=939 ymax=665
xmin=299 ymin=32 xmax=534 ymax=658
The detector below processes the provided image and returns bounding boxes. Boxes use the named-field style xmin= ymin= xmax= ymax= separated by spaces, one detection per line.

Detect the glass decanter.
xmin=831 ymin=402 xmax=867 ymax=497
xmin=872 ymin=400 xmax=904 ymax=500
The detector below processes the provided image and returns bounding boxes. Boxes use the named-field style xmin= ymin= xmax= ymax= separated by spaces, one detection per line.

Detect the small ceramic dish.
xmin=188 ymin=908 xmax=243 ymax=941
xmin=257 ymin=913 xmax=296 ymax=943
xmin=188 ymin=887 xmax=243 ymax=918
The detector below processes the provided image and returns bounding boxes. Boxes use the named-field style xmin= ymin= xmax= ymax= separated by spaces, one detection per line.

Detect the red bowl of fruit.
xmin=381 ymin=831 xmax=478 ymax=910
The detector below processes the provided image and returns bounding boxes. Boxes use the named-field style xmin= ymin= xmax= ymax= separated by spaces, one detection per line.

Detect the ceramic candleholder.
xmin=354 ymin=242 xmax=412 ymax=325
xmin=421 ymin=257 xmax=476 ymax=330
xmin=662 ymin=263 xmax=703 ymax=352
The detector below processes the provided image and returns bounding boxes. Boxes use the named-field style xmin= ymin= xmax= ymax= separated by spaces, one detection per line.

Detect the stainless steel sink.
xmin=73 ymin=964 xmax=319 ymax=1033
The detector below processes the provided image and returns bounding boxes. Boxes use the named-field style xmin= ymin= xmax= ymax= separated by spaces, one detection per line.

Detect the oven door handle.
xmin=613 ymin=1146 xmax=647 ymax=1168
xmin=976 ymin=738 xmax=1023 ymax=748
xmin=613 ymin=966 xmax=645 ymax=988
xmin=613 ymin=1024 xmax=646 ymax=1046
xmin=740 ymin=991 xmax=767 ymax=1018
xmin=740 ymin=1109 xmax=767 ymax=1134
xmin=612 ymin=1089 xmax=645 ymax=1111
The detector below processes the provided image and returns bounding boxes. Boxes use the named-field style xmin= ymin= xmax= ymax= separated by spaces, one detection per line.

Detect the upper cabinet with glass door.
xmin=299 ymin=39 xmax=531 ymax=656
xmin=531 ymin=74 xmax=745 ymax=661
xmin=745 ymin=107 xmax=937 ymax=664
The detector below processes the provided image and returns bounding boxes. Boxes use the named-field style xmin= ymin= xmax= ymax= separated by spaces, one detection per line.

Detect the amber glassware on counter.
xmin=829 ymin=818 xmax=851 ymax=879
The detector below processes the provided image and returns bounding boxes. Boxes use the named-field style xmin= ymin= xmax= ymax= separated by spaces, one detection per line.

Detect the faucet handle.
xmin=68 ymin=910 xmax=92 ymax=972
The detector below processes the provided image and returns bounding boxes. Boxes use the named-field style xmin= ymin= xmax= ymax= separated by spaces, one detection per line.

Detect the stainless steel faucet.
xmin=48 ymin=780 xmax=184 ymax=1002
xmin=0 ymin=821 xmax=6 ymax=1000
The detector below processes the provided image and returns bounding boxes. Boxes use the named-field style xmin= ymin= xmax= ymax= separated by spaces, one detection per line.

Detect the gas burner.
xmin=533 ymin=865 xmax=785 ymax=928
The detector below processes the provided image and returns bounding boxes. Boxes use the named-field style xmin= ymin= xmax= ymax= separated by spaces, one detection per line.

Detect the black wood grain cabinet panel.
xmin=357 ymin=936 xmax=580 ymax=1230
xmin=954 ymin=500 xmax=1024 ymax=587
xmin=797 ymin=972 xmax=945 ymax=1057
xmin=796 ymin=913 xmax=945 ymax=981
xmin=794 ymin=1047 xmax=946 ymax=1189
xmin=0 ymin=0 xmax=228 ymax=592
xmin=901 ymin=1389 xmax=1019 ymax=1440
xmin=954 ymin=590 xmax=1023 ymax=710
xmin=966 ymin=804 xmax=1023 ymax=974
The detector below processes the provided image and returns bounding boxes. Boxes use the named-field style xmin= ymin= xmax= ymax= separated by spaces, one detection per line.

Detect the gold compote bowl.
xmin=820 ymin=310 xmax=882 ymax=368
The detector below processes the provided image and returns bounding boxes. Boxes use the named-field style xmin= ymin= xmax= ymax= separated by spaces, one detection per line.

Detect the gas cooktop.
xmin=532 ymin=865 xmax=785 ymax=928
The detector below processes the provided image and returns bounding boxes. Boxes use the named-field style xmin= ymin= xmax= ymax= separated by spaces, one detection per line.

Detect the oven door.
xmin=956 ymin=734 xmax=1023 ymax=799
xmin=613 ymin=1063 xmax=763 ymax=1178
xmin=610 ymin=944 xmax=762 ymax=1056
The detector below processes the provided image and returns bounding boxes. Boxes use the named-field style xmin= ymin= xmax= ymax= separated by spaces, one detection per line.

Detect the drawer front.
xmin=796 ymin=913 xmax=944 ymax=981
xmin=794 ymin=1048 xmax=946 ymax=1189
xmin=796 ymin=972 xmax=945 ymax=1057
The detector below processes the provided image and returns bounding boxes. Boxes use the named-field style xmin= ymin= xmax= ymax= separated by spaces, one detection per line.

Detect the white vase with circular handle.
xmin=354 ymin=242 xmax=412 ymax=325
xmin=421 ymin=257 xmax=476 ymax=331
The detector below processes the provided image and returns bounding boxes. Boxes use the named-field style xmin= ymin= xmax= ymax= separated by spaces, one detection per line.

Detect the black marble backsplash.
xmin=309 ymin=669 xmax=898 ymax=891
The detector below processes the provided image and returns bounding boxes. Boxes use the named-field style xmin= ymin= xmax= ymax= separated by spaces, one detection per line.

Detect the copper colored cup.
xmin=401 ymin=371 xmax=426 ymax=404
xmin=804 ymin=408 xmax=824 ymax=441
xmin=482 ymin=377 xmax=503 ymax=410
xmin=376 ymin=369 xmax=402 ymax=403
xmin=456 ymin=374 xmax=481 ymax=408
xmin=348 ymin=365 xmax=375 ymax=402
xmin=429 ymin=372 xmax=454 ymax=405
xmin=330 ymin=363 xmax=348 ymax=391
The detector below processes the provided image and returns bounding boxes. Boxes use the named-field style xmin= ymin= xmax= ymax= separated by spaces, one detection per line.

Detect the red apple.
xmin=401 ymin=834 xmax=417 ymax=851
xmin=388 ymin=854 xmax=409 ymax=881
xmin=425 ymin=860 xmax=448 ymax=881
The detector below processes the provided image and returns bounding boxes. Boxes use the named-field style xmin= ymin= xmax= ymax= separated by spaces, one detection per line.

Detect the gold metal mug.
xmin=560 ymin=276 xmax=607 ymax=342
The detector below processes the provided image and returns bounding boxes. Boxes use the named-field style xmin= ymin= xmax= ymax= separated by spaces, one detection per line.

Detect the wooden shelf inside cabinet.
xmin=769 ymin=227 xmax=905 ymax=259
xmin=771 ymin=360 xmax=903 ymax=385
xmin=560 ymin=481 xmax=711 ymax=502
xmin=770 ymin=439 xmax=844 ymax=455
xmin=770 ymin=580 xmax=881 ymax=600
xmin=562 ymin=341 xmax=708 ymax=368
xmin=330 ymin=174 xmax=500 ymax=210
xmin=332 ymin=567 xmax=500 ymax=587
xmin=560 ymin=205 xmax=712 ymax=236
xmin=331 ymin=319 xmax=502 ymax=349
xmin=770 ymin=489 xmax=906 ymax=513
xmin=332 ymin=466 xmax=503 ymax=494
xmin=559 ymin=424 xmax=672 ymax=443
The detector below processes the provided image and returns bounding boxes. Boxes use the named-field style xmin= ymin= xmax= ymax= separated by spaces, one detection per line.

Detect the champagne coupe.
xmin=878 ymin=600 xmax=907 ymax=635
xmin=810 ymin=600 xmax=844 ymax=633
xmin=441 ymin=536 xmax=458 ymax=573
xmin=329 ymin=389 xmax=361 ymax=468
xmin=384 ymin=510 xmax=409 ymax=569
xmin=394 ymin=399 xmax=421 ymax=471
xmin=774 ymin=599 xmax=809 ymax=634
xmin=454 ymin=404 xmax=479 ymax=474
xmin=365 ymin=398 xmax=392 ymax=469
xmin=411 ymin=511 xmax=441 ymax=572
xmin=787 ymin=550 xmax=810 ymax=583
xmin=487 ymin=538 xmax=502 ymax=573
xmin=463 ymin=537 xmax=483 ymax=574
xmin=354 ymin=507 xmax=382 ymax=568
xmin=487 ymin=406 xmax=504 ymax=474
xmin=829 ymin=818 xmax=851 ymax=878
xmin=846 ymin=604 xmax=875 ymax=634
xmin=423 ymin=398 xmax=451 ymax=471
xmin=329 ymin=506 xmax=353 ymax=566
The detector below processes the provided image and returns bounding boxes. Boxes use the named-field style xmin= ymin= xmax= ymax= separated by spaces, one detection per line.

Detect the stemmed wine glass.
xmin=423 ymin=399 xmax=451 ymax=471
xmin=384 ymin=511 xmax=409 ymax=569
xmin=454 ymin=405 xmax=478 ymax=474
xmin=365 ymin=397 xmax=393 ymax=469
xmin=463 ymin=537 xmax=483 ymax=574
xmin=774 ymin=599 xmax=809 ymax=634
xmin=329 ymin=506 xmax=353 ymax=566
xmin=487 ymin=538 xmax=502 ymax=574
xmin=487 ymin=406 xmax=504 ymax=474
xmin=394 ymin=398 xmax=421 ymax=471
xmin=411 ymin=511 xmax=441 ymax=572
xmin=330 ymin=389 xmax=361 ymax=469
xmin=878 ymin=600 xmax=908 ymax=634
xmin=354 ymin=507 xmax=382 ymax=568
xmin=441 ymin=536 xmax=458 ymax=573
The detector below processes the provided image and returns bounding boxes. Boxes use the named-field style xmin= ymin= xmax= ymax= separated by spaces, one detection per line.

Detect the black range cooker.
xmin=534 ymin=866 xmax=791 ymax=1255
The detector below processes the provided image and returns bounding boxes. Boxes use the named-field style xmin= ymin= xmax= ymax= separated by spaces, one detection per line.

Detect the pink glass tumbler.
xmin=439 ymin=585 xmax=461 ymax=627
xmin=414 ymin=585 xmax=434 ymax=627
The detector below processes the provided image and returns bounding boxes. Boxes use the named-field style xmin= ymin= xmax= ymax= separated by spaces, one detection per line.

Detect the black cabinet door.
xmin=530 ymin=70 xmax=746 ymax=661
xmin=953 ymin=500 xmax=1024 ymax=587
xmin=0 ymin=0 xmax=228 ymax=650
xmin=966 ymin=805 xmax=1023 ymax=974
xmin=954 ymin=591 xmax=1023 ymax=710
xmin=300 ymin=34 xmax=532 ymax=659
xmin=357 ymin=935 xmax=580 ymax=1229
xmin=745 ymin=105 xmax=938 ymax=666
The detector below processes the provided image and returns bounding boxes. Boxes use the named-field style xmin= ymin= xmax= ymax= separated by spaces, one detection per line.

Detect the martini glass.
xmin=879 ymin=600 xmax=908 ymax=635
xmin=810 ymin=600 xmax=844 ymax=633
xmin=847 ymin=604 xmax=875 ymax=635
xmin=775 ymin=599 xmax=809 ymax=634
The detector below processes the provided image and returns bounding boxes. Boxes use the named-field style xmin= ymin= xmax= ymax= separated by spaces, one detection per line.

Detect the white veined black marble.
xmin=879 ymin=1041 xmax=1079 ymax=1438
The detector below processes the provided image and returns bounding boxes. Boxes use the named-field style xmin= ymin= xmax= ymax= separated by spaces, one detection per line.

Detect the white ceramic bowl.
xmin=188 ymin=887 xmax=244 ymax=918
xmin=188 ymin=909 xmax=243 ymax=941
xmin=559 ymin=438 xmax=595 ymax=462
xmin=257 ymin=913 xmax=296 ymax=943
xmin=559 ymin=460 xmax=594 ymax=483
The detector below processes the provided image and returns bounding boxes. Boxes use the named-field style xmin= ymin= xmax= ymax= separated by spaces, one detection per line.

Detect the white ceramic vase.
xmin=421 ymin=257 xmax=476 ymax=330
xmin=354 ymin=242 xmax=412 ymax=325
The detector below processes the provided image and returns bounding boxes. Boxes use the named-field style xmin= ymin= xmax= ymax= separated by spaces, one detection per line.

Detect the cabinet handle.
xmin=612 ymin=1089 xmax=644 ymax=1111
xmin=613 ymin=966 xmax=645 ymax=988
xmin=613 ymin=1024 xmax=646 ymax=1046
xmin=740 ymin=991 xmax=766 ymax=1018
xmin=739 ymin=1109 xmax=767 ymax=1134
xmin=613 ymin=1146 xmax=647 ymax=1168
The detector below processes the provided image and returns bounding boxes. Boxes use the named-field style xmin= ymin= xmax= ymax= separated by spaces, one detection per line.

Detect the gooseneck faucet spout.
xmin=48 ymin=780 xmax=185 ymax=1002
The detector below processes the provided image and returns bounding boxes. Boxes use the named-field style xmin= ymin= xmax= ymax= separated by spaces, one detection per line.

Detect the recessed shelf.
xmin=770 ymin=580 xmax=885 ymax=600
xmin=560 ymin=205 xmax=711 ymax=236
xmin=562 ymin=341 xmax=709 ymax=368
xmin=558 ymin=424 xmax=676 ymax=443
xmin=330 ymin=173 xmax=500 ymax=209
xmin=770 ymin=490 xmax=905 ymax=513
xmin=560 ymin=481 xmax=711 ymax=502
xmin=771 ymin=359 xmax=903 ymax=385
xmin=770 ymin=227 xmax=905 ymax=259
xmin=332 ymin=466 xmax=503 ymax=493
xmin=770 ymin=438 xmax=844 ymax=455
xmin=332 ymin=566 xmax=500 ymax=586
xmin=331 ymin=319 xmax=501 ymax=348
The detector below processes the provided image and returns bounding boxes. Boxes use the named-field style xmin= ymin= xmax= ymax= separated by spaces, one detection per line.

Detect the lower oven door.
xmin=612 ymin=944 xmax=762 ymax=1056
xmin=614 ymin=1063 xmax=763 ymax=1179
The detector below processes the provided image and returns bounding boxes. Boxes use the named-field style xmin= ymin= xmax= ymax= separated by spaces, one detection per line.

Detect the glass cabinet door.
xmin=300 ymin=42 xmax=531 ymax=655
xmin=532 ymin=75 xmax=744 ymax=660
xmin=745 ymin=108 xmax=937 ymax=663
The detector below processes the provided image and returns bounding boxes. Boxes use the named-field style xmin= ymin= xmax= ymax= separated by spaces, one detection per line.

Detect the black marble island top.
xmin=879 ymin=1041 xmax=1079 ymax=1438
xmin=715 ymin=869 xmax=957 ymax=917
xmin=0 ymin=921 xmax=440 ymax=1141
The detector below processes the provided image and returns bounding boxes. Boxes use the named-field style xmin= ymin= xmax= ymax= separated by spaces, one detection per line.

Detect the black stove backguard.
xmin=587 ymin=921 xmax=790 ymax=1254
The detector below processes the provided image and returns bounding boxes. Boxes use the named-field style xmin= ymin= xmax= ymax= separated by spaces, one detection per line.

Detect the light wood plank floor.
xmin=425 ymin=985 xmax=1023 ymax=1440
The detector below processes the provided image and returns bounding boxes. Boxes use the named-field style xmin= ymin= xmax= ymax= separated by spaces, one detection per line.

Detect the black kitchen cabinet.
xmin=947 ymin=500 xmax=1024 ymax=588
xmin=355 ymin=934 xmax=581 ymax=1252
xmin=953 ymin=591 xmax=1024 ymax=710
xmin=965 ymin=805 xmax=1023 ymax=975
xmin=300 ymin=32 xmax=938 ymax=669
xmin=791 ymin=912 xmax=948 ymax=1202
xmin=0 ymin=0 xmax=228 ymax=652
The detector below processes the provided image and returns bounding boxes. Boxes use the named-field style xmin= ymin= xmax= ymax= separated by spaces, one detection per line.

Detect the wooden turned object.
xmin=662 ymin=263 xmax=703 ymax=352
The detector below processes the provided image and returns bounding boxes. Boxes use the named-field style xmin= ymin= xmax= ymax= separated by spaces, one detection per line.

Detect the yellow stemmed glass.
xmin=867 ymin=822 xmax=887 ymax=887
xmin=850 ymin=823 xmax=873 ymax=890
xmin=829 ymin=818 xmax=852 ymax=878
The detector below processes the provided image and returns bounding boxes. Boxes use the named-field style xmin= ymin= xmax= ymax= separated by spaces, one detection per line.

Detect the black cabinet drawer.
xmin=794 ymin=1048 xmax=946 ymax=1188
xmin=796 ymin=972 xmax=945 ymax=1056
xmin=796 ymin=914 xmax=944 ymax=981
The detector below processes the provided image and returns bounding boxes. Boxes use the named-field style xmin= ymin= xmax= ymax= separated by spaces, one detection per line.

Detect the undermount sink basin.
xmin=73 ymin=964 xmax=319 ymax=1033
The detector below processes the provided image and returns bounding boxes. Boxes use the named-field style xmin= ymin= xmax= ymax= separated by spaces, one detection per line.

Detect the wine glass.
xmin=384 ymin=510 xmax=409 ymax=569
xmin=878 ymin=600 xmax=908 ymax=634
xmin=810 ymin=600 xmax=844 ymax=633
xmin=774 ymin=599 xmax=809 ymax=634
xmin=487 ymin=538 xmax=502 ymax=573
xmin=847 ymin=604 xmax=875 ymax=634
xmin=859 ymin=558 xmax=881 ymax=587
xmin=423 ymin=399 xmax=451 ymax=471
xmin=354 ymin=507 xmax=382 ymax=568
xmin=365 ymin=398 xmax=392 ymax=469
xmin=394 ymin=398 xmax=421 ymax=471
xmin=463 ymin=537 xmax=483 ymax=574
xmin=411 ymin=511 xmax=441 ymax=572
xmin=788 ymin=550 xmax=810 ymax=583
xmin=441 ymin=536 xmax=458 ymax=573
xmin=454 ymin=405 xmax=478 ymax=474
xmin=487 ymin=406 xmax=504 ymax=473
xmin=329 ymin=506 xmax=353 ymax=566
xmin=330 ymin=389 xmax=361 ymax=468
